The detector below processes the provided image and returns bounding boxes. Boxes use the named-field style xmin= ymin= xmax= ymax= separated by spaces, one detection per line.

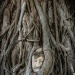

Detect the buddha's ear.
xmin=32 ymin=56 xmax=35 ymax=60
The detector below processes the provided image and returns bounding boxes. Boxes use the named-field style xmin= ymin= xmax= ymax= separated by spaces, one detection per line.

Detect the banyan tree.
xmin=0 ymin=0 xmax=75 ymax=75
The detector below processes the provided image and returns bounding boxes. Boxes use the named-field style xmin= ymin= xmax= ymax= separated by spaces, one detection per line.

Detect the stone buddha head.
xmin=32 ymin=48 xmax=44 ymax=72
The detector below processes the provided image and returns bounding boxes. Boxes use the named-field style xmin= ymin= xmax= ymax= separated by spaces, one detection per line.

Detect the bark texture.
xmin=0 ymin=0 xmax=75 ymax=75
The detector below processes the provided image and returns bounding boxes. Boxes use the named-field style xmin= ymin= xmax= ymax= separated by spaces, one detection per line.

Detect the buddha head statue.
xmin=32 ymin=48 xmax=44 ymax=72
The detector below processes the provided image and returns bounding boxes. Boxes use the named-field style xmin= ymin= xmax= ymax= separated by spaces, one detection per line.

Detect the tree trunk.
xmin=0 ymin=0 xmax=75 ymax=75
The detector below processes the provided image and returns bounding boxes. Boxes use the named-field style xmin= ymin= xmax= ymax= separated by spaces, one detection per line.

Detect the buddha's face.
xmin=32 ymin=55 xmax=44 ymax=72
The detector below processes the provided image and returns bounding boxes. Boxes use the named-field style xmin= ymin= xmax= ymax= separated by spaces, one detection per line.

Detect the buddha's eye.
xmin=34 ymin=60 xmax=37 ymax=62
xmin=40 ymin=59 xmax=43 ymax=62
xmin=41 ymin=60 xmax=43 ymax=62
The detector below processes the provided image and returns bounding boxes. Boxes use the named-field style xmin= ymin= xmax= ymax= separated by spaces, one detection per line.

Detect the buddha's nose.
xmin=36 ymin=60 xmax=40 ymax=67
